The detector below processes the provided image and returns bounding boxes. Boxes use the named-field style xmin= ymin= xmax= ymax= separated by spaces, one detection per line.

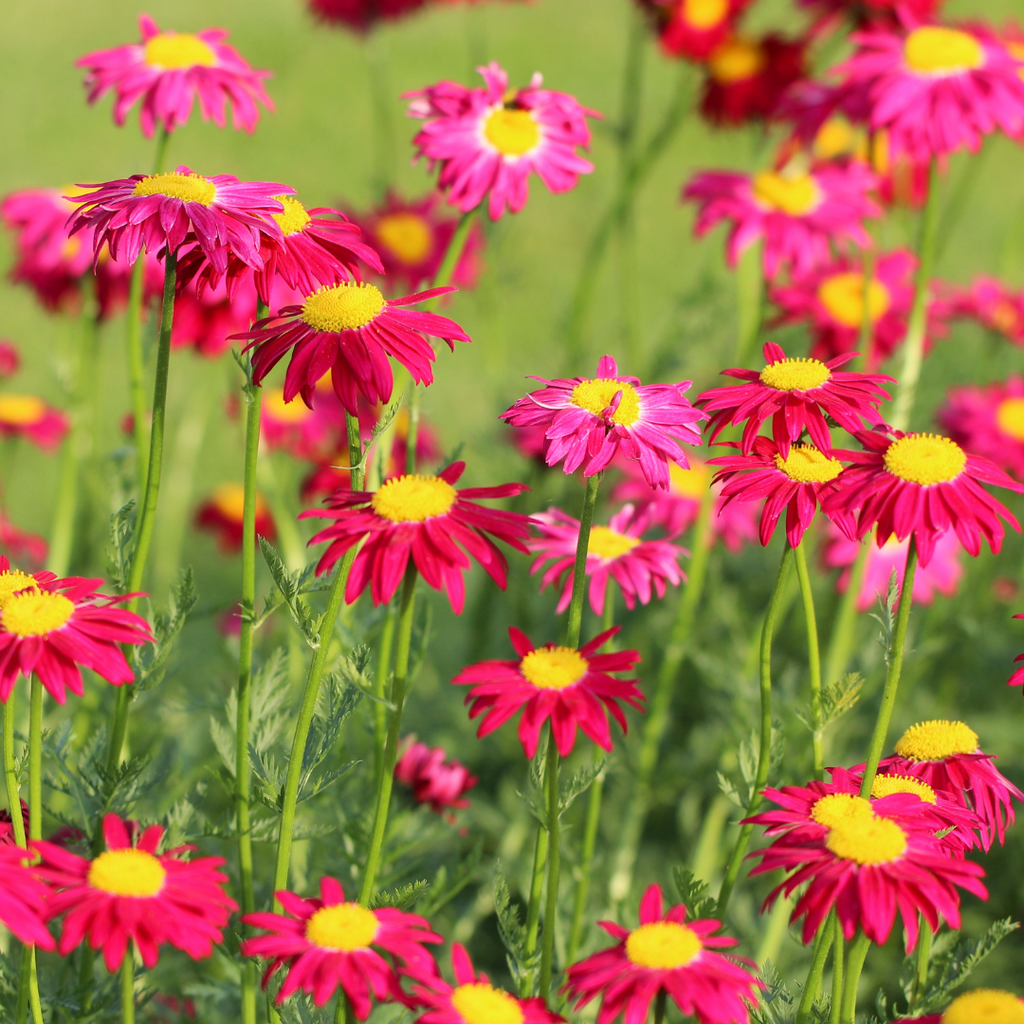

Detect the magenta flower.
xmin=0 ymin=845 xmax=57 ymax=950
xmin=0 ymin=394 xmax=69 ymax=451
xmin=939 ymin=275 xmax=1024 ymax=344
xmin=308 ymin=0 xmax=427 ymax=34
xmin=938 ymin=375 xmax=1024 ymax=481
xmin=899 ymin=990 xmax=1024 ymax=1024
xmin=394 ymin=739 xmax=478 ymax=814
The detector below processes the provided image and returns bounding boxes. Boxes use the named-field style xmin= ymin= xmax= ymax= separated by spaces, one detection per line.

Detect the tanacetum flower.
xmin=394 ymin=739 xmax=478 ymax=813
xmin=259 ymin=380 xmax=348 ymax=462
xmin=938 ymin=375 xmax=1024 ymax=481
xmin=0 ymin=394 xmax=69 ymax=451
xmin=453 ymin=626 xmax=642 ymax=758
xmin=303 ymin=462 xmax=531 ymax=613
xmin=562 ymin=883 xmax=762 ymax=1024
xmin=308 ymin=0 xmax=427 ymax=34
xmin=241 ymin=876 xmax=440 ymax=1015
xmin=529 ymin=505 xmax=686 ymax=615
xmin=683 ymin=162 xmax=881 ymax=279
xmin=33 ymin=813 xmax=236 ymax=971
xmin=0 ymin=845 xmax=57 ymax=949
xmin=76 ymin=14 xmax=272 ymax=137
xmin=641 ymin=0 xmax=751 ymax=61
xmin=899 ymin=989 xmax=1024 ymax=1024
xmin=940 ymin=276 xmax=1024 ymax=345
xmin=701 ymin=34 xmax=806 ymax=126
xmin=500 ymin=356 xmax=704 ymax=489
xmin=407 ymin=61 xmax=597 ymax=220
xmin=195 ymin=483 xmax=276 ymax=552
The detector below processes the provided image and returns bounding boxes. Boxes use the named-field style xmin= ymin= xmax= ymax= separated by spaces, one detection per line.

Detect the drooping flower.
xmin=898 ymin=990 xmax=1024 ymax=1024
xmin=938 ymin=375 xmax=1024 ymax=481
xmin=938 ymin=276 xmax=1024 ymax=345
xmin=394 ymin=739 xmax=478 ymax=814
xmin=195 ymin=483 xmax=276 ymax=553
xmin=0 ymin=845 xmax=57 ymax=949
xmin=454 ymin=627 xmax=642 ymax=758
xmin=562 ymin=883 xmax=762 ymax=1024
xmin=0 ymin=394 xmax=69 ymax=451
xmin=76 ymin=14 xmax=272 ymax=137
xmin=407 ymin=61 xmax=597 ymax=220
xmin=637 ymin=0 xmax=751 ymax=61
xmin=241 ymin=876 xmax=440 ymax=1015
xmin=33 ymin=813 xmax=236 ymax=971
xmin=500 ymin=356 xmax=704 ymax=489
xmin=302 ymin=462 xmax=531 ymax=613
xmin=307 ymin=0 xmax=427 ymax=34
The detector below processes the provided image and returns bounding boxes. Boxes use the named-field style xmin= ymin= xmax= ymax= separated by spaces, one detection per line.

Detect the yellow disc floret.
xmin=301 ymin=283 xmax=386 ymax=332
xmin=871 ymin=774 xmax=937 ymax=804
xmin=571 ymin=379 xmax=641 ymax=426
xmin=810 ymin=794 xmax=874 ymax=830
xmin=484 ymin=108 xmax=541 ymax=157
xmin=88 ymin=848 xmax=167 ymax=897
xmin=669 ymin=460 xmax=709 ymax=499
xmin=818 ymin=273 xmax=891 ymax=329
xmin=759 ymin=357 xmax=831 ymax=392
xmin=132 ymin=171 xmax=216 ymax=206
xmin=264 ymin=389 xmax=313 ymax=424
xmin=376 ymin=212 xmax=433 ymax=265
xmin=371 ymin=475 xmax=457 ymax=523
xmin=210 ymin=483 xmax=268 ymax=523
xmin=825 ymin=815 xmax=908 ymax=865
xmin=883 ymin=433 xmax=966 ymax=485
xmin=2 ymin=592 xmax=75 ymax=638
xmin=450 ymin=984 xmax=525 ymax=1024
xmin=625 ymin=921 xmax=703 ymax=969
xmin=144 ymin=32 xmax=218 ymax=70
xmin=0 ymin=395 xmax=47 ymax=426
xmin=996 ymin=398 xmax=1024 ymax=442
xmin=942 ymin=990 xmax=1024 ymax=1024
xmin=708 ymin=39 xmax=765 ymax=84
xmin=752 ymin=171 xmax=822 ymax=217
xmin=0 ymin=571 xmax=40 ymax=610
xmin=305 ymin=902 xmax=379 ymax=950
xmin=774 ymin=445 xmax=843 ymax=484
xmin=520 ymin=647 xmax=588 ymax=690
xmin=905 ymin=26 xmax=984 ymax=76
xmin=895 ymin=720 xmax=979 ymax=761
xmin=682 ymin=0 xmax=729 ymax=29
xmin=588 ymin=525 xmax=642 ymax=560
xmin=272 ymin=195 xmax=311 ymax=236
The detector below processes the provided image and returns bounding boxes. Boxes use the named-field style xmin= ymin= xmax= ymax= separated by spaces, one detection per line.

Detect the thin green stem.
xmin=823 ymin=543 xmax=870 ymax=688
xmin=3 ymin=694 xmax=25 ymax=848
xmin=794 ymin=541 xmax=824 ymax=780
xmin=565 ymin=476 xmax=601 ymax=649
xmin=794 ymin=921 xmax=834 ymax=1024
xmin=28 ymin=678 xmax=41 ymax=843
xmin=839 ymin=932 xmax=871 ymax=1024
xmin=121 ymin=949 xmax=135 ymax=1024
xmin=26 ymin=949 xmax=42 ymax=1024
xmin=539 ymin=728 xmax=561 ymax=998
xmin=152 ymin=127 xmax=171 ymax=175
xmin=829 ymin=916 xmax=844 ymax=1024
xmin=373 ymin=605 xmax=396 ymax=787
xmin=653 ymin=990 xmax=668 ymax=1024
xmin=523 ymin=825 xmax=549 ymax=975
xmin=910 ymin=921 xmax=932 ymax=1013
xmin=735 ymin=239 xmax=765 ymax=363
xmin=365 ymin=33 xmax=395 ymax=197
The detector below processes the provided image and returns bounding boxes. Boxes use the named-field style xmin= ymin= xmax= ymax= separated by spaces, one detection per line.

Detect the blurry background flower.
xmin=195 ymin=482 xmax=276 ymax=552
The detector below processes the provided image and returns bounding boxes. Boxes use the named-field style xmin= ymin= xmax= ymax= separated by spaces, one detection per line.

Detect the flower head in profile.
xmin=940 ymin=276 xmax=1024 ymax=345
xmin=454 ymin=627 xmax=642 ymax=759
xmin=562 ymin=883 xmax=762 ymax=1024
xmin=0 ymin=394 xmax=69 ymax=451
xmin=308 ymin=0 xmax=427 ymax=34
xmin=195 ymin=483 xmax=276 ymax=553
xmin=241 ymin=876 xmax=440 ymax=1015
xmin=0 ymin=845 xmax=57 ymax=949
xmin=76 ymin=14 xmax=272 ymax=137
xmin=33 ymin=813 xmax=236 ymax=971
xmin=395 ymin=739 xmax=478 ymax=814
xmin=938 ymin=375 xmax=1024 ymax=482
xmin=701 ymin=34 xmax=806 ymax=126
xmin=640 ymin=0 xmax=751 ymax=61
xmin=501 ymin=356 xmax=704 ymax=489
xmin=407 ymin=61 xmax=597 ymax=220
xmin=898 ymin=989 xmax=1024 ymax=1024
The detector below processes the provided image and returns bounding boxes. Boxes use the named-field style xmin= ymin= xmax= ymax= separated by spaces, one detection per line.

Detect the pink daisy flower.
xmin=898 ymin=990 xmax=1024 ymax=1024
xmin=562 ymin=883 xmax=762 ymax=1024
xmin=528 ymin=505 xmax=686 ymax=616
xmin=302 ymin=462 xmax=531 ymax=613
xmin=241 ymin=876 xmax=440 ymax=1015
xmin=0 ymin=844 xmax=57 ymax=949
xmin=454 ymin=626 xmax=642 ymax=760
xmin=394 ymin=738 xmax=478 ymax=814
xmin=938 ymin=375 xmax=1024 ymax=481
xmin=640 ymin=0 xmax=752 ymax=61
xmin=76 ymin=15 xmax=272 ymax=137
xmin=195 ymin=483 xmax=276 ymax=553
xmin=407 ymin=61 xmax=597 ymax=220
xmin=259 ymin=380 xmax=348 ymax=462
xmin=0 ymin=514 xmax=48 ymax=571
xmin=0 ymin=394 xmax=69 ymax=451
xmin=939 ymin=276 xmax=1024 ymax=345
xmin=308 ymin=0 xmax=427 ymax=34
xmin=500 ymin=355 xmax=704 ymax=489
xmin=683 ymin=161 xmax=881 ymax=279
xmin=33 ymin=813 xmax=236 ymax=972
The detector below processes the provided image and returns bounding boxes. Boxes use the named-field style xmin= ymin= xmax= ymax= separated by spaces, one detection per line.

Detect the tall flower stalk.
xmin=793 ymin=540 xmax=824 ymax=780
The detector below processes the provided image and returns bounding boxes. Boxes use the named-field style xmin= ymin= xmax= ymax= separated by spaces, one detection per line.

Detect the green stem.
xmin=373 ymin=605 xmax=396 ymax=787
xmin=565 ymin=476 xmax=601 ymax=649
xmin=794 ymin=921 xmax=835 ymax=1024
xmin=716 ymin=545 xmax=794 ymax=918
xmin=910 ymin=920 xmax=932 ymax=1013
xmin=3 ymin=694 xmax=25 ymax=848
xmin=823 ymin=543 xmax=870 ymax=688
xmin=839 ymin=932 xmax=871 ymax=1024
xmin=365 ymin=32 xmax=395 ymax=197
xmin=829 ymin=916 xmax=844 ymax=1024
xmin=259 ymin=454 xmax=306 ymax=573
xmin=539 ymin=728 xmax=561 ymax=998
xmin=653 ymin=989 xmax=668 ymax=1024
xmin=523 ymin=825 xmax=549 ymax=976
xmin=28 ymin=679 xmax=41 ymax=843
xmin=26 ymin=949 xmax=42 ymax=1024
xmin=121 ymin=948 xmax=135 ymax=1024
xmin=152 ymin=127 xmax=171 ymax=175
xmin=735 ymin=239 xmax=765 ymax=363
xmin=794 ymin=541 xmax=824 ymax=780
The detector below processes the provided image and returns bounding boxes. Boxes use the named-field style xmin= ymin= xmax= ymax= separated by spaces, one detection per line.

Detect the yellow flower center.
xmin=210 ymin=483 xmax=266 ymax=524
xmin=759 ymin=357 xmax=831 ymax=392
xmin=942 ymin=990 xmax=1024 ymax=1024
xmin=625 ymin=921 xmax=703 ymax=969
xmin=143 ymin=32 xmax=218 ymax=70
xmin=264 ymin=389 xmax=313 ymax=424
xmin=483 ymin=108 xmax=541 ymax=157
xmin=519 ymin=647 xmax=588 ymax=690
xmin=132 ymin=172 xmax=216 ymax=206
xmin=996 ymin=397 xmax=1024 ymax=442
xmin=305 ymin=902 xmax=379 ymax=951
xmin=825 ymin=815 xmax=908 ymax=865
xmin=272 ymin=195 xmax=311 ymax=237
xmin=774 ymin=445 xmax=843 ymax=484
xmin=588 ymin=525 xmax=642 ymax=560
xmin=870 ymin=774 xmax=937 ymax=804
xmin=752 ymin=171 xmax=821 ymax=216
xmin=813 ymin=116 xmax=865 ymax=162
xmin=571 ymin=379 xmax=641 ymax=426
xmin=883 ymin=434 xmax=966 ymax=486
xmin=2 ymin=592 xmax=75 ymax=637
xmin=669 ymin=459 xmax=709 ymax=499
xmin=708 ymin=39 xmax=766 ymax=84
xmin=88 ymin=848 xmax=167 ymax=897
xmin=376 ymin=212 xmax=434 ymax=265
xmin=993 ymin=300 xmax=1022 ymax=336
xmin=818 ymin=273 xmax=891 ymax=329
xmin=450 ymin=984 xmax=525 ymax=1024
xmin=0 ymin=571 xmax=40 ymax=610
xmin=0 ymin=395 xmax=46 ymax=426
xmin=895 ymin=719 xmax=979 ymax=761
xmin=810 ymin=793 xmax=874 ymax=829
xmin=370 ymin=475 xmax=457 ymax=523
xmin=301 ymin=283 xmax=386 ymax=333
xmin=905 ymin=26 xmax=984 ymax=76
xmin=682 ymin=0 xmax=729 ymax=29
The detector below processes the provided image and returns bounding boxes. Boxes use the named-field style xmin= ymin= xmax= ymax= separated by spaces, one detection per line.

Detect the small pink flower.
xmin=646 ymin=0 xmax=751 ymax=61
xmin=0 ymin=394 xmax=69 ymax=451
xmin=937 ymin=276 xmax=1024 ymax=344
xmin=0 ymin=513 xmax=48 ymax=571
xmin=938 ymin=374 xmax=1024 ymax=482
xmin=308 ymin=0 xmax=427 ymax=34
xmin=195 ymin=483 xmax=276 ymax=553
xmin=395 ymin=739 xmax=478 ymax=813
xmin=897 ymin=991 xmax=1024 ymax=1024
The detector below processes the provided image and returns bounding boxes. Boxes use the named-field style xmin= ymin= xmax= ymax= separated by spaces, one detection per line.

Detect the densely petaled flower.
xmin=683 ymin=162 xmax=881 ymax=279
xmin=33 ymin=813 xmax=236 ymax=971
xmin=308 ymin=0 xmax=427 ymax=34
xmin=821 ymin=428 xmax=1024 ymax=566
xmin=0 ymin=845 xmax=57 ymax=949
xmin=899 ymin=989 xmax=1024 ymax=1024
xmin=407 ymin=62 xmax=597 ymax=220
xmin=302 ymin=462 xmax=531 ymax=613
xmin=637 ymin=0 xmax=751 ymax=61
xmin=241 ymin=876 xmax=440 ymax=1015
xmin=562 ymin=883 xmax=761 ymax=1024
xmin=76 ymin=15 xmax=272 ymax=137
xmin=501 ymin=356 xmax=704 ymax=489
xmin=195 ymin=483 xmax=276 ymax=553
xmin=938 ymin=375 xmax=1024 ymax=481
xmin=0 ymin=394 xmax=69 ymax=451
xmin=938 ymin=276 xmax=1024 ymax=345
xmin=454 ymin=626 xmax=642 ymax=759
xmin=394 ymin=739 xmax=478 ymax=813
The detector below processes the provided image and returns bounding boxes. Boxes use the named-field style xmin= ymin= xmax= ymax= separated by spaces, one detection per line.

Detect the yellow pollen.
xmin=588 ymin=525 xmax=642 ymax=560
xmin=871 ymin=774 xmax=937 ymax=804
xmin=825 ymin=815 xmax=908 ymax=865
xmin=450 ymin=983 xmax=525 ymax=1024
xmin=895 ymin=720 xmax=979 ymax=762
xmin=88 ymin=848 xmax=167 ymax=897
xmin=571 ymin=378 xmax=641 ymax=427
xmin=818 ymin=273 xmax=891 ymax=329
xmin=483 ymin=108 xmax=541 ymax=157
xmin=371 ymin=475 xmax=457 ymax=523
xmin=132 ymin=172 xmax=216 ymax=206
xmin=810 ymin=794 xmax=874 ymax=829
xmin=905 ymin=26 xmax=984 ymax=76
xmin=2 ymin=592 xmax=75 ymax=638
xmin=305 ymin=902 xmax=379 ymax=951
xmin=996 ymin=397 xmax=1024 ymax=442
xmin=752 ymin=171 xmax=822 ymax=216
xmin=264 ymin=389 xmax=313 ymax=424
xmin=708 ymin=39 xmax=766 ymax=84
xmin=682 ymin=0 xmax=729 ymax=30
xmin=272 ymin=195 xmax=311 ymax=236
xmin=376 ymin=212 xmax=434 ymax=265
xmin=519 ymin=647 xmax=588 ymax=690
xmin=625 ymin=921 xmax=703 ymax=969
xmin=759 ymin=358 xmax=831 ymax=392
xmin=301 ymin=283 xmax=386 ymax=333
xmin=144 ymin=31 xmax=217 ymax=70
xmin=941 ymin=990 xmax=1024 ymax=1024
xmin=669 ymin=459 xmax=709 ymax=499
xmin=0 ymin=395 xmax=46 ymax=426
xmin=883 ymin=433 xmax=966 ymax=486
xmin=0 ymin=571 xmax=40 ymax=610
xmin=774 ymin=445 xmax=843 ymax=484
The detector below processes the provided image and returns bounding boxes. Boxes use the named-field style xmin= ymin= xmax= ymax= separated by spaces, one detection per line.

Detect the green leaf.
xmin=671 ymin=865 xmax=716 ymax=920
xmin=369 ymin=879 xmax=431 ymax=911
xmin=133 ymin=567 xmax=198 ymax=692
xmin=257 ymin=537 xmax=327 ymax=645
xmin=107 ymin=499 xmax=137 ymax=594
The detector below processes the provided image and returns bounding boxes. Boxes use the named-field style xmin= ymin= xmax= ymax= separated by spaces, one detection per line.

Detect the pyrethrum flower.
xmin=938 ymin=375 xmax=1024 ymax=481
xmin=407 ymin=61 xmax=597 ymax=220
xmin=454 ymin=626 xmax=642 ymax=758
xmin=939 ymin=276 xmax=1024 ymax=345
xmin=33 ymin=813 xmax=236 ymax=971
xmin=562 ymin=883 xmax=762 ymax=1024
xmin=258 ymin=380 xmax=348 ymax=462
xmin=639 ymin=0 xmax=751 ymax=61
xmin=394 ymin=739 xmax=478 ymax=814
xmin=241 ymin=876 xmax=440 ymax=1015
xmin=308 ymin=0 xmax=427 ymax=34
xmin=500 ymin=355 xmax=704 ymax=489
xmin=0 ymin=394 xmax=69 ymax=451
xmin=0 ymin=845 xmax=57 ymax=949
xmin=195 ymin=483 xmax=276 ymax=552
xmin=76 ymin=14 xmax=272 ymax=137
xmin=900 ymin=990 xmax=1024 ymax=1024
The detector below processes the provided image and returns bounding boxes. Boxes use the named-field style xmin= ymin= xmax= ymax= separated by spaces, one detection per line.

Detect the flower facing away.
xmin=453 ymin=626 xmax=642 ymax=758
xmin=683 ymin=162 xmax=880 ymax=279
xmin=640 ymin=0 xmax=752 ymax=61
xmin=500 ymin=355 xmax=704 ymax=489
xmin=562 ymin=883 xmax=762 ymax=1024
xmin=394 ymin=739 xmax=478 ymax=814
xmin=308 ymin=0 xmax=427 ymax=34
xmin=899 ymin=989 xmax=1024 ymax=1024
xmin=303 ymin=462 xmax=531 ymax=613
xmin=0 ymin=394 xmax=69 ymax=451
xmin=0 ymin=845 xmax=57 ymax=949
xmin=407 ymin=61 xmax=597 ymax=220
xmin=76 ymin=14 xmax=272 ymax=137
xmin=938 ymin=375 xmax=1024 ymax=482
xmin=195 ymin=483 xmax=276 ymax=553
xmin=411 ymin=943 xmax=565 ymax=1024
xmin=940 ymin=276 xmax=1024 ymax=345
xmin=241 ymin=876 xmax=440 ymax=1015
xmin=33 ymin=813 xmax=236 ymax=971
